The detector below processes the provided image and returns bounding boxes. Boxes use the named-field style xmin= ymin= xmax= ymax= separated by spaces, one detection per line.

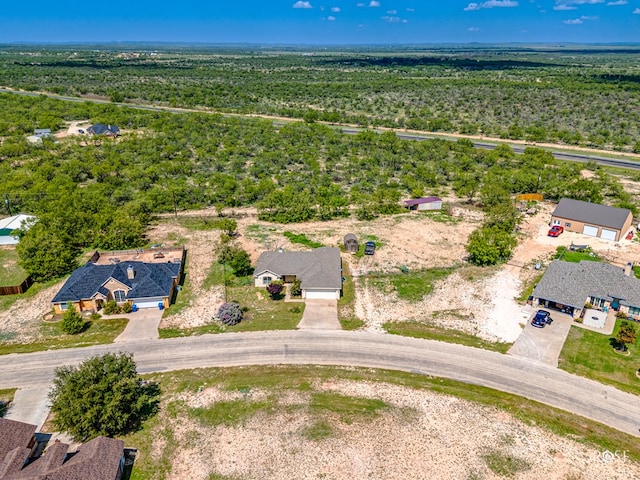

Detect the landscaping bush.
xmin=290 ymin=280 xmax=302 ymax=297
xmin=266 ymin=281 xmax=284 ymax=299
xmin=121 ymin=302 xmax=133 ymax=314
xmin=217 ymin=302 xmax=243 ymax=326
xmin=61 ymin=307 xmax=85 ymax=335
xmin=103 ymin=300 xmax=119 ymax=315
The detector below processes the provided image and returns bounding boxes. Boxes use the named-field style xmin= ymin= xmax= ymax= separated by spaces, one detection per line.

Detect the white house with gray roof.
xmin=532 ymin=260 xmax=640 ymax=320
xmin=254 ymin=247 xmax=342 ymax=300
xmin=551 ymin=198 xmax=633 ymax=242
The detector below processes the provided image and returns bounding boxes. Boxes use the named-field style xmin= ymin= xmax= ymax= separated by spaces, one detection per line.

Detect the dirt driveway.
xmin=297 ymin=300 xmax=340 ymax=330
xmin=508 ymin=310 xmax=574 ymax=366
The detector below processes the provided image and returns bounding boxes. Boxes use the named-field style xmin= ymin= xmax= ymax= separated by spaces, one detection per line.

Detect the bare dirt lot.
xmin=149 ymin=379 xmax=639 ymax=480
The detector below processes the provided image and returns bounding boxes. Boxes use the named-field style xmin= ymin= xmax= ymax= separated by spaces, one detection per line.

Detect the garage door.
xmin=600 ymin=228 xmax=617 ymax=241
xmin=134 ymin=300 xmax=164 ymax=309
xmin=305 ymin=289 xmax=339 ymax=300
xmin=582 ymin=225 xmax=599 ymax=237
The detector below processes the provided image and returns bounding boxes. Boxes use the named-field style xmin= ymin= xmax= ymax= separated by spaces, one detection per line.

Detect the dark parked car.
xmin=364 ymin=241 xmax=376 ymax=255
xmin=531 ymin=309 xmax=552 ymax=328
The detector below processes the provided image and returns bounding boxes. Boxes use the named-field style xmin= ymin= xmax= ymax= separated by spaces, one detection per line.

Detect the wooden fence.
xmin=0 ymin=276 xmax=33 ymax=296
xmin=516 ymin=193 xmax=544 ymax=202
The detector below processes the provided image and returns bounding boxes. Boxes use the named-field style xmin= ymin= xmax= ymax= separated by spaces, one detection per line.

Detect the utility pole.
xmin=4 ymin=194 xmax=12 ymax=216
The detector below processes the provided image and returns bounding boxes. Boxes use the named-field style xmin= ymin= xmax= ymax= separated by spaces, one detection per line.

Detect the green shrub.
xmin=291 ymin=280 xmax=302 ymax=297
xmin=217 ymin=302 xmax=243 ymax=326
xmin=103 ymin=300 xmax=119 ymax=315
xmin=61 ymin=307 xmax=85 ymax=335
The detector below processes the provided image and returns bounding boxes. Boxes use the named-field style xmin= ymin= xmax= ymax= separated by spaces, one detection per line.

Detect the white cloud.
xmin=468 ymin=27 xmax=480 ymax=31
xmin=553 ymin=4 xmax=577 ymax=9
xmin=327 ymin=15 xmax=336 ymax=21
xmin=564 ymin=15 xmax=599 ymax=23
xmin=292 ymin=1 xmax=313 ymax=8
xmin=406 ymin=8 xmax=415 ymax=12
xmin=356 ymin=2 xmax=365 ymax=6
xmin=464 ymin=1 xmax=518 ymax=11
xmin=606 ymin=0 xmax=627 ymax=5
xmin=555 ymin=0 xmax=604 ymax=5
xmin=382 ymin=15 xmax=400 ymax=22
xmin=634 ymin=8 xmax=640 ymax=14
xmin=331 ymin=6 xmax=341 ymax=12
xmin=369 ymin=1 xmax=381 ymax=7
xmin=387 ymin=9 xmax=398 ymax=14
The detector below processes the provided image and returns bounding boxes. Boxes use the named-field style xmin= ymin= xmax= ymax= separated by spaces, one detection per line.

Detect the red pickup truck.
xmin=548 ymin=226 xmax=564 ymax=237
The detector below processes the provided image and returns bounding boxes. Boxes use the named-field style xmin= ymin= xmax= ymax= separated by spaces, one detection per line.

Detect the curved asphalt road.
xmin=0 ymin=331 xmax=638 ymax=438
xmin=2 ymin=88 xmax=640 ymax=171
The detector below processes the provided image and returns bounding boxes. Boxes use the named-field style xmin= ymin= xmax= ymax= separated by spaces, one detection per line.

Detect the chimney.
xmin=127 ymin=265 xmax=135 ymax=280
xmin=624 ymin=262 xmax=633 ymax=277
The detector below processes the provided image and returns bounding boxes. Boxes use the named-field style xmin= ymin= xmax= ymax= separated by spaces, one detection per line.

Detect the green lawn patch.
xmin=633 ymin=265 xmax=640 ymax=280
xmin=310 ymin=392 xmax=388 ymax=424
xmin=0 ymin=249 xmax=27 ymax=287
xmin=553 ymin=246 xmax=600 ymax=263
xmin=370 ymin=267 xmax=454 ymax=302
xmin=558 ymin=320 xmax=640 ymax=395
xmin=0 ymin=318 xmax=128 ymax=355
xmin=340 ymin=318 xmax=365 ymax=330
xmin=283 ymin=231 xmax=323 ymax=248
xmin=384 ymin=321 xmax=512 ymax=353
xmin=517 ymin=272 xmax=544 ymax=303
xmin=190 ymin=398 xmax=275 ymax=427
xmin=159 ymin=280 xmax=304 ymax=338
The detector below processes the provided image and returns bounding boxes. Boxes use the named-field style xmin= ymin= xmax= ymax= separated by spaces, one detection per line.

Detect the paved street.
xmin=1 ymin=331 xmax=639 ymax=438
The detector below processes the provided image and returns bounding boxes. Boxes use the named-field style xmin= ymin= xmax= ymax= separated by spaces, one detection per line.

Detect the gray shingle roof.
xmin=87 ymin=124 xmax=120 ymax=136
xmin=52 ymin=261 xmax=181 ymax=304
xmin=533 ymin=260 xmax=640 ymax=309
xmin=552 ymin=198 xmax=632 ymax=230
xmin=254 ymin=247 xmax=342 ymax=290
xmin=0 ymin=418 xmax=124 ymax=480
xmin=404 ymin=196 xmax=442 ymax=206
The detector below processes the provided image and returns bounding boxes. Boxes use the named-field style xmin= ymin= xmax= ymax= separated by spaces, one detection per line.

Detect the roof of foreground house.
xmin=254 ymin=247 xmax=342 ymax=290
xmin=532 ymin=260 xmax=640 ymax=309
xmin=552 ymin=198 xmax=631 ymax=230
xmin=52 ymin=260 xmax=181 ymax=304
xmin=0 ymin=418 xmax=124 ymax=480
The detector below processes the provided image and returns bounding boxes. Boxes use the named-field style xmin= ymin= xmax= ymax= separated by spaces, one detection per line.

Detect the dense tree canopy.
xmin=49 ymin=353 xmax=160 ymax=441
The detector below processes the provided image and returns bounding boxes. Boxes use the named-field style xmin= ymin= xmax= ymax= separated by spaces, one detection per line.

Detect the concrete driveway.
xmin=111 ymin=309 xmax=164 ymax=342
xmin=508 ymin=310 xmax=574 ymax=367
xmin=297 ymin=300 xmax=341 ymax=330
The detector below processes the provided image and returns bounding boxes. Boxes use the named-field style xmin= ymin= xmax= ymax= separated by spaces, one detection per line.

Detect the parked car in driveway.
xmin=548 ymin=225 xmax=564 ymax=237
xmin=531 ymin=309 xmax=553 ymax=328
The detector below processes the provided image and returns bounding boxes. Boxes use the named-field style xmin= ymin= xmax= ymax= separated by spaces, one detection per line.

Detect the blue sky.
xmin=1 ymin=1 xmax=639 ymax=44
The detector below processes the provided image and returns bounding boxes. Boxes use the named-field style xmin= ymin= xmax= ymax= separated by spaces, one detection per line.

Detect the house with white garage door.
xmin=550 ymin=198 xmax=633 ymax=242
xmin=52 ymin=247 xmax=184 ymax=314
xmin=254 ymin=247 xmax=342 ymax=300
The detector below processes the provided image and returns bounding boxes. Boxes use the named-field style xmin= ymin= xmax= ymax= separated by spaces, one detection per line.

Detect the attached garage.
xmin=600 ymin=228 xmax=618 ymax=241
xmin=582 ymin=225 xmax=599 ymax=237
xmin=304 ymin=289 xmax=340 ymax=300
xmin=133 ymin=298 xmax=165 ymax=309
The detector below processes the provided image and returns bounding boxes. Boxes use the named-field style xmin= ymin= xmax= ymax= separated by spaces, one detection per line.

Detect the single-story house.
xmin=254 ymin=247 xmax=342 ymax=300
xmin=550 ymin=198 xmax=633 ymax=242
xmin=0 ymin=418 xmax=126 ymax=480
xmin=404 ymin=196 xmax=443 ymax=211
xmin=87 ymin=124 xmax=121 ymax=137
xmin=532 ymin=259 xmax=640 ymax=319
xmin=0 ymin=214 xmax=35 ymax=246
xmin=52 ymin=248 xmax=184 ymax=314
xmin=343 ymin=233 xmax=358 ymax=254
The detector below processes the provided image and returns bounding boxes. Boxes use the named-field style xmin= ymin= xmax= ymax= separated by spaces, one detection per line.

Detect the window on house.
xmin=552 ymin=219 xmax=561 ymax=226
xmin=262 ymin=276 xmax=272 ymax=285
xmin=113 ymin=290 xmax=126 ymax=302
xmin=60 ymin=303 xmax=69 ymax=311
xmin=565 ymin=222 xmax=571 ymax=227
xmin=629 ymin=306 xmax=640 ymax=316
xmin=589 ymin=296 xmax=606 ymax=309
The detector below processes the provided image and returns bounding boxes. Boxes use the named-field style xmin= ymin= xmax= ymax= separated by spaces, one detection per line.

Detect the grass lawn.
xmin=159 ymin=279 xmax=304 ymax=338
xmin=370 ymin=267 xmax=454 ymax=302
xmin=384 ymin=321 xmax=512 ymax=353
xmin=120 ymin=365 xmax=640 ymax=479
xmin=553 ymin=246 xmax=600 ymax=263
xmin=558 ymin=320 xmax=640 ymax=396
xmin=0 ymin=248 xmax=28 ymax=287
xmin=0 ymin=318 xmax=128 ymax=355
xmin=283 ymin=231 xmax=323 ymax=249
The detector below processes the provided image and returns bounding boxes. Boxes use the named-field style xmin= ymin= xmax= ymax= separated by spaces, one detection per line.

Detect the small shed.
xmin=404 ymin=196 xmax=443 ymax=211
xmin=343 ymin=233 xmax=358 ymax=254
